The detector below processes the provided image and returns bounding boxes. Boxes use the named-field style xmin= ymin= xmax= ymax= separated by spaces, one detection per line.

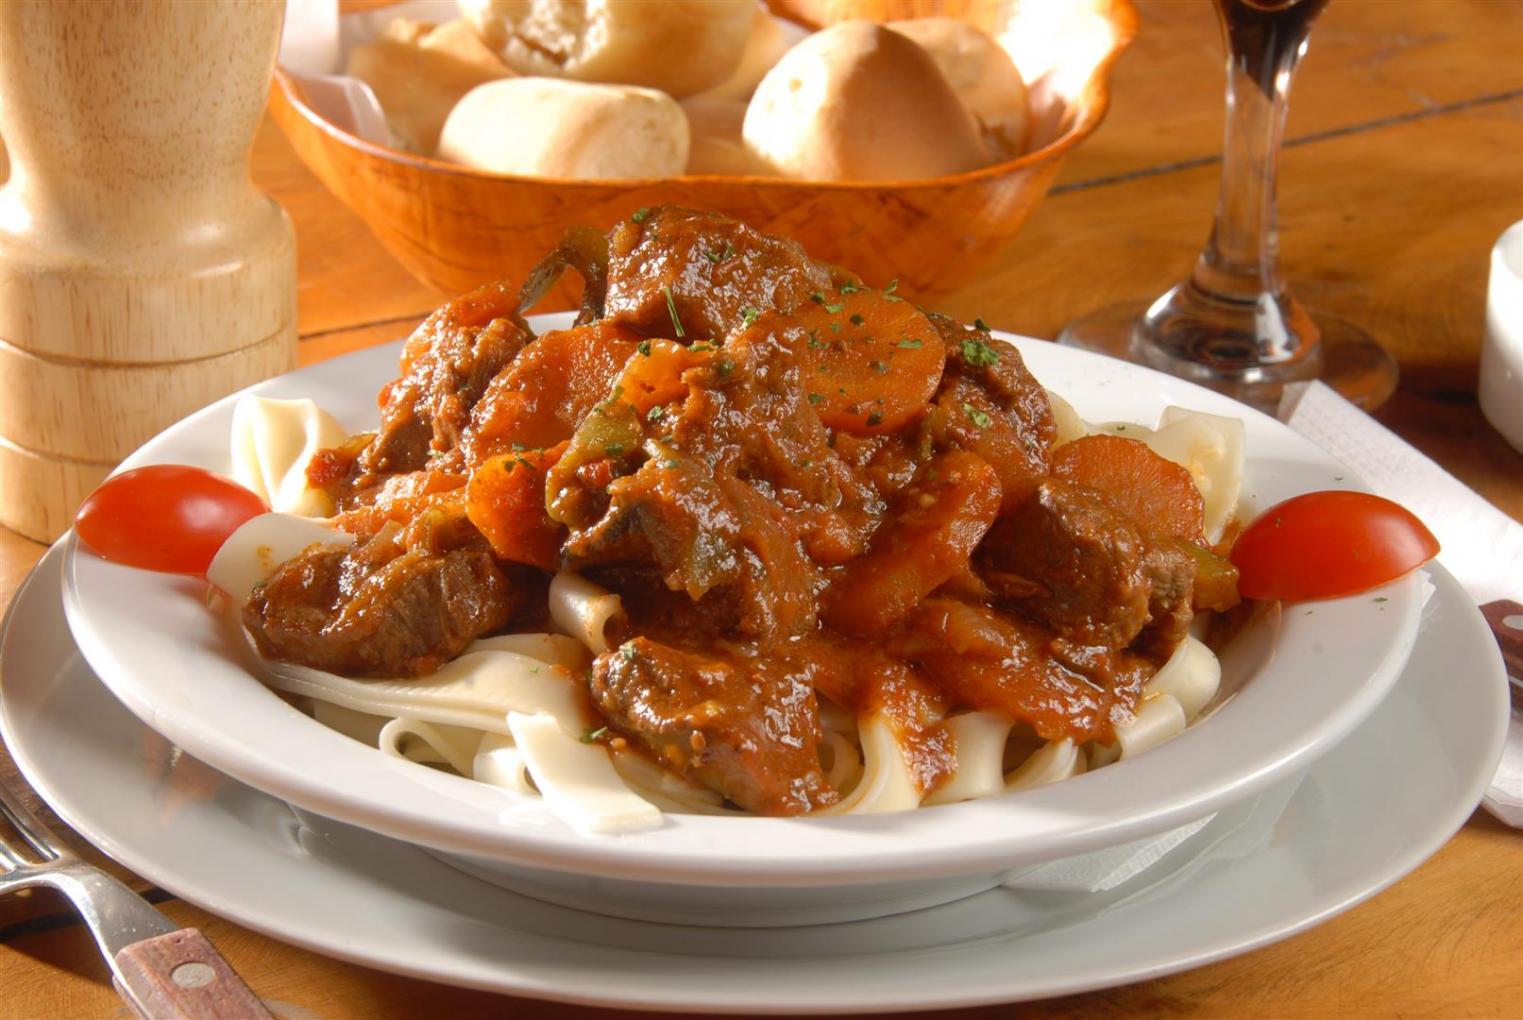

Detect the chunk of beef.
xmin=358 ymin=280 xmax=530 ymax=481
xmin=978 ymin=478 xmax=1152 ymax=649
xmin=925 ymin=316 xmax=1054 ymax=510
xmin=244 ymin=530 xmax=516 ymax=678
xmin=603 ymin=207 xmax=834 ymax=343
xmin=591 ymin=637 xmax=837 ymax=815
xmin=894 ymin=598 xmax=1152 ymax=744
xmin=1137 ymin=540 xmax=1197 ymax=659
xmin=552 ymin=327 xmax=877 ymax=645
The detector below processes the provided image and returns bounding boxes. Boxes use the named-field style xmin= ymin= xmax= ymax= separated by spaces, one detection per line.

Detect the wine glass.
xmin=1057 ymin=0 xmax=1397 ymax=413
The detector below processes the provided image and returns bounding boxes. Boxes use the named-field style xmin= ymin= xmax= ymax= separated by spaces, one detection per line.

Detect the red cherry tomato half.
xmin=1229 ymin=490 xmax=1439 ymax=602
xmin=75 ymin=465 xmax=268 ymax=575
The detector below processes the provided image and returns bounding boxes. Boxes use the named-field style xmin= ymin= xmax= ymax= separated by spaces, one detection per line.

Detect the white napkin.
xmin=1001 ymin=814 xmax=1216 ymax=892
xmin=278 ymin=0 xmax=463 ymax=149
xmin=1284 ymin=380 xmax=1523 ymax=826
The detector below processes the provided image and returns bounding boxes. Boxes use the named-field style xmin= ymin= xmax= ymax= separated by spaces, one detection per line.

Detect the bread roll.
xmin=769 ymin=1 xmax=1004 ymax=36
xmin=681 ymin=96 xmax=763 ymax=176
xmin=888 ymin=18 xmax=1029 ymax=158
xmin=742 ymin=21 xmax=990 ymax=181
xmin=345 ymin=17 xmax=513 ymax=154
xmin=691 ymin=5 xmax=810 ymax=103
xmin=457 ymin=0 xmax=752 ymax=98
xmin=438 ymin=77 xmax=688 ymax=179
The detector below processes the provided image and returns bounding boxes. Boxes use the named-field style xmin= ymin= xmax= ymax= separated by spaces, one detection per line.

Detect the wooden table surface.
xmin=3 ymin=2 xmax=1521 ymax=1017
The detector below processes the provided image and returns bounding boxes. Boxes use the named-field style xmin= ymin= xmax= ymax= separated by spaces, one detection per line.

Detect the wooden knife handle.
xmin=1479 ymin=600 xmax=1523 ymax=708
xmin=114 ymin=928 xmax=273 ymax=1020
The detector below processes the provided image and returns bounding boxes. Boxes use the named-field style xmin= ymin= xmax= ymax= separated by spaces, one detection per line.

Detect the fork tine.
xmin=0 ymin=770 xmax=63 ymax=863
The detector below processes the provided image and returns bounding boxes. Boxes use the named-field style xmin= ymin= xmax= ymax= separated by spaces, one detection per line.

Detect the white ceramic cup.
xmin=1480 ymin=220 xmax=1523 ymax=452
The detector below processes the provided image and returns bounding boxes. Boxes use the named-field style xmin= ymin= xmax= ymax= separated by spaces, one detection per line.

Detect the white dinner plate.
xmin=58 ymin=323 xmax=1425 ymax=894
xmin=4 ymin=544 xmax=1506 ymax=1013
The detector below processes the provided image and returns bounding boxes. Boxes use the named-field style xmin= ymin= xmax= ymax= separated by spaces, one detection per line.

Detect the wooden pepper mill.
xmin=0 ymin=0 xmax=296 ymax=542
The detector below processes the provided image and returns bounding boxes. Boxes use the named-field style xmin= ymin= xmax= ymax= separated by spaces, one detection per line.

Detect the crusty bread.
xmin=690 ymin=5 xmax=810 ymax=103
xmin=438 ymin=77 xmax=689 ymax=179
xmin=769 ymin=0 xmax=1004 ymax=36
xmin=742 ymin=21 xmax=990 ymax=181
xmin=345 ymin=17 xmax=512 ymax=154
xmin=888 ymin=17 xmax=1029 ymax=159
xmin=681 ymin=96 xmax=765 ymax=176
xmin=457 ymin=0 xmax=752 ymax=99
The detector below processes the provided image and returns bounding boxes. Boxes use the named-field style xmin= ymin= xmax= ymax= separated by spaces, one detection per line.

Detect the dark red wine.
xmin=1214 ymin=0 xmax=1331 ymax=95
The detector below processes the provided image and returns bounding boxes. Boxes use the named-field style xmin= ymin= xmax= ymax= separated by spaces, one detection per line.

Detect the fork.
xmin=1 ymin=769 xmax=271 ymax=1019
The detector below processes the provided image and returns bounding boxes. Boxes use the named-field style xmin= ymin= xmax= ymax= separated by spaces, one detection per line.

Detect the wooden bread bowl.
xmin=271 ymin=0 xmax=1137 ymax=303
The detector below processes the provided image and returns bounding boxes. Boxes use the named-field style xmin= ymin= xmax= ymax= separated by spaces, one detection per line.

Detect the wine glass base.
xmin=1056 ymin=299 xmax=1398 ymax=414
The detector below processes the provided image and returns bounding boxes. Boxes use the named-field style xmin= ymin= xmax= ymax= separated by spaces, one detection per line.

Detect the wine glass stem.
xmin=1198 ymin=10 xmax=1308 ymax=317
xmin=1182 ymin=5 xmax=1321 ymax=363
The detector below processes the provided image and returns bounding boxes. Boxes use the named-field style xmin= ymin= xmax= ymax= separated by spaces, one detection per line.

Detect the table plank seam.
xmin=299 ymin=312 xmax=426 ymax=343
xmin=1052 ymin=87 xmax=1523 ymax=197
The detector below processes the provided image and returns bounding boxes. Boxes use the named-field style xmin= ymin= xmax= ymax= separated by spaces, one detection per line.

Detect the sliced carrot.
xmin=788 ymin=285 xmax=944 ymax=435
xmin=615 ymin=338 xmax=713 ymax=414
xmin=466 ymin=441 xmax=570 ymax=570
xmin=463 ymin=320 xmax=640 ymax=463
xmin=396 ymin=279 xmax=519 ymax=378
xmin=822 ymin=450 xmax=1002 ymax=635
xmin=1051 ymin=434 xmax=1205 ymax=541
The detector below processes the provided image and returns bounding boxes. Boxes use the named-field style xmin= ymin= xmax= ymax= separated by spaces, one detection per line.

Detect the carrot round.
xmin=1051 ymin=434 xmax=1205 ymax=540
xmin=822 ymin=450 xmax=1002 ymax=635
xmin=464 ymin=320 xmax=640 ymax=462
xmin=466 ymin=441 xmax=569 ymax=570
xmin=788 ymin=285 xmax=943 ymax=435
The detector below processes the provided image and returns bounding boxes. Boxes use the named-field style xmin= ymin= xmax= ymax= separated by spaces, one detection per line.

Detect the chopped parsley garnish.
xmin=1374 ymin=596 xmax=1389 ymax=603
xmin=865 ymin=411 xmax=884 ymax=427
xmin=974 ymin=317 xmax=990 ymax=331
xmin=691 ymin=341 xmax=716 ymax=352
xmin=962 ymin=402 xmax=992 ymax=428
xmin=706 ymin=241 xmax=734 ymax=263
xmin=717 ymin=359 xmax=734 ymax=378
xmin=637 ymin=340 xmax=652 ymax=356
xmin=741 ymin=306 xmax=760 ymax=326
xmin=510 ymin=442 xmax=527 ymax=451
xmin=869 ymin=360 xmax=888 ymax=374
xmin=631 ymin=207 xmax=650 ymax=223
xmin=897 ymin=338 xmax=923 ymax=349
xmin=810 ymin=291 xmax=845 ymax=314
xmin=581 ymin=726 xmax=609 ymax=743
xmin=849 ymin=313 xmax=866 ymax=326
xmin=663 ymin=285 xmax=685 ymax=338
xmin=883 ymin=279 xmax=903 ymax=302
xmin=647 ymin=405 xmax=666 ymax=422
xmin=839 ymin=281 xmax=861 ymax=294
xmin=961 ymin=338 xmax=1000 ymax=367
xmin=807 ymin=330 xmax=827 ymax=350
xmin=661 ymin=458 xmax=681 ymax=468
xmin=621 ymin=644 xmax=636 ymax=662
xmin=807 ymin=392 xmax=826 ymax=405
xmin=605 ymin=442 xmax=625 ymax=458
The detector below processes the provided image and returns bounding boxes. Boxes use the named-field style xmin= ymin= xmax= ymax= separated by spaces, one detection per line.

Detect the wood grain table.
xmin=3 ymin=2 xmax=1520 ymax=1017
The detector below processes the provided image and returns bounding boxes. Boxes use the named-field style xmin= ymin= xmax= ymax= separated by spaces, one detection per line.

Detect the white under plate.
xmin=2 ymin=544 xmax=1506 ymax=1014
